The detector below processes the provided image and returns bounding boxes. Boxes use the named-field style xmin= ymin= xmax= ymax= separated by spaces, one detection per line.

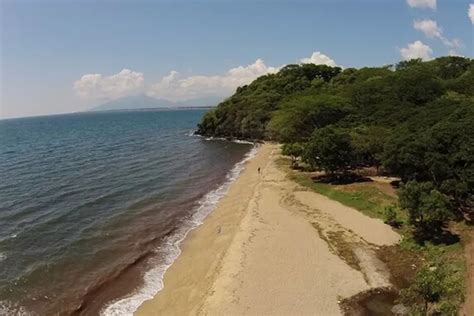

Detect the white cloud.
xmin=146 ymin=59 xmax=278 ymax=101
xmin=146 ymin=52 xmax=337 ymax=100
xmin=469 ymin=4 xmax=474 ymax=24
xmin=446 ymin=38 xmax=463 ymax=56
xmin=300 ymin=52 xmax=337 ymax=67
xmin=407 ymin=0 xmax=436 ymax=10
xmin=400 ymin=40 xmax=433 ymax=60
xmin=74 ymin=52 xmax=337 ymax=102
xmin=413 ymin=19 xmax=442 ymax=38
xmin=413 ymin=19 xmax=463 ymax=55
xmin=74 ymin=69 xmax=144 ymax=100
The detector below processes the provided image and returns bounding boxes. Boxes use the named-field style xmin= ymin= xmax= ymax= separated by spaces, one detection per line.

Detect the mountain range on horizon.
xmin=89 ymin=94 xmax=223 ymax=112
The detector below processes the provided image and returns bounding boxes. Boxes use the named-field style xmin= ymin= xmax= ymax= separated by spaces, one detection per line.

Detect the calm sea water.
xmin=0 ymin=110 xmax=253 ymax=315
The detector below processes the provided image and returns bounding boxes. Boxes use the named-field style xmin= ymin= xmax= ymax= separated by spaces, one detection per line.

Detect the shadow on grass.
xmin=310 ymin=172 xmax=373 ymax=185
xmin=390 ymin=179 xmax=401 ymax=189
xmin=413 ymin=223 xmax=460 ymax=246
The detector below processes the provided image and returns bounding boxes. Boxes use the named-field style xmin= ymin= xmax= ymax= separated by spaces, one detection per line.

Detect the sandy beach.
xmin=135 ymin=143 xmax=400 ymax=315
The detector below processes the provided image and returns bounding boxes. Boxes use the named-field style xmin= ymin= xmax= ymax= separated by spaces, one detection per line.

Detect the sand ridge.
xmin=135 ymin=144 xmax=400 ymax=315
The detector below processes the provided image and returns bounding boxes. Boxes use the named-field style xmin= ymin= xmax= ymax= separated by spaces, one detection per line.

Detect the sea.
xmin=0 ymin=109 xmax=254 ymax=315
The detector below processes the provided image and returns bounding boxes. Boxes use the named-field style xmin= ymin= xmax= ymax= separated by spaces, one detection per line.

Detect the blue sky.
xmin=1 ymin=0 xmax=473 ymax=119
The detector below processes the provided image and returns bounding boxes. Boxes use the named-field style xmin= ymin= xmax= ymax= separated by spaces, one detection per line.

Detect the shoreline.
xmin=101 ymin=143 xmax=257 ymax=315
xmin=135 ymin=143 xmax=400 ymax=315
xmin=134 ymin=143 xmax=272 ymax=315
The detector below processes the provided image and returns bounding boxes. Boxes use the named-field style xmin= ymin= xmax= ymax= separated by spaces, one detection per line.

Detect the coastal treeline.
xmin=197 ymin=57 xmax=473 ymax=234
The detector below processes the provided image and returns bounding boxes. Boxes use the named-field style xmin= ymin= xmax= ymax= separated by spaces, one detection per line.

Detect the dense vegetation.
xmin=198 ymin=57 xmax=473 ymax=314
xmin=197 ymin=56 xmax=473 ymax=229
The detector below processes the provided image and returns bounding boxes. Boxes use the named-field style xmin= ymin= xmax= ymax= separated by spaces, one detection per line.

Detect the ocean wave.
xmin=100 ymin=145 xmax=258 ymax=316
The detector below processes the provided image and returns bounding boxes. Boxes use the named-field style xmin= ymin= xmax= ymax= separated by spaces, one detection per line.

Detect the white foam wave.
xmin=101 ymin=145 xmax=258 ymax=316
xmin=0 ymin=233 xmax=17 ymax=244
xmin=231 ymin=139 xmax=255 ymax=145
xmin=186 ymin=129 xmax=255 ymax=145
xmin=190 ymin=132 xmax=255 ymax=145
xmin=0 ymin=252 xmax=6 ymax=262
xmin=186 ymin=130 xmax=197 ymax=137
xmin=0 ymin=301 xmax=32 ymax=316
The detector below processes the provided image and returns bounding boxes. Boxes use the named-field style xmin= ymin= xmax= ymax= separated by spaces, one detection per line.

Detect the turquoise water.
xmin=0 ymin=110 xmax=252 ymax=315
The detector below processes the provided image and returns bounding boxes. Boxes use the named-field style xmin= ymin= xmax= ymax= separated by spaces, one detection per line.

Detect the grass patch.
xmin=276 ymin=157 xmax=399 ymax=220
xmin=276 ymin=155 xmax=468 ymax=314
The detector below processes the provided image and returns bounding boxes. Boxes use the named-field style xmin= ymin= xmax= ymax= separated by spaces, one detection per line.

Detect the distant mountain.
xmin=90 ymin=95 xmax=222 ymax=112
xmin=177 ymin=96 xmax=224 ymax=108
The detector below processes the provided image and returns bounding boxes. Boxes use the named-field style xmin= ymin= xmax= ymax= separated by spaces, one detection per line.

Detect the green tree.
xmin=428 ymin=56 xmax=472 ymax=80
xmin=400 ymin=264 xmax=447 ymax=315
xmin=303 ymin=127 xmax=355 ymax=174
xmin=394 ymin=65 xmax=444 ymax=105
xmin=398 ymin=181 xmax=452 ymax=239
xmin=350 ymin=125 xmax=390 ymax=172
xmin=197 ymin=110 xmax=218 ymax=136
xmin=269 ymin=94 xmax=350 ymax=142
xmin=382 ymin=130 xmax=429 ymax=182
xmin=281 ymin=143 xmax=304 ymax=168
xmin=383 ymin=100 xmax=474 ymax=215
xmin=400 ymin=260 xmax=463 ymax=316
xmin=396 ymin=58 xmax=423 ymax=70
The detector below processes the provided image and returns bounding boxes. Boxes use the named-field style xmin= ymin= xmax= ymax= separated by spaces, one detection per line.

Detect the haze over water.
xmin=0 ymin=110 xmax=252 ymax=315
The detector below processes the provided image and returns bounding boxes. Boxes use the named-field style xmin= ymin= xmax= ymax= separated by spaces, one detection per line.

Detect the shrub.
xmin=400 ymin=260 xmax=463 ymax=315
xmin=398 ymin=181 xmax=452 ymax=228
xmin=384 ymin=205 xmax=402 ymax=228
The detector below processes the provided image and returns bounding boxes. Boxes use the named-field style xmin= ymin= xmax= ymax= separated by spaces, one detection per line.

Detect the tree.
xmin=393 ymin=65 xmax=444 ymax=105
xmin=350 ymin=73 xmax=394 ymax=112
xmin=428 ymin=56 xmax=472 ymax=80
xmin=396 ymin=58 xmax=423 ymax=70
xmin=303 ymin=126 xmax=355 ymax=174
xmin=350 ymin=125 xmax=390 ymax=172
xmin=445 ymin=67 xmax=474 ymax=95
xmin=269 ymin=94 xmax=350 ymax=142
xmin=196 ymin=63 xmax=343 ymax=139
xmin=382 ymin=130 xmax=429 ymax=182
xmin=383 ymin=100 xmax=474 ymax=215
xmin=398 ymin=181 xmax=452 ymax=239
xmin=281 ymin=143 xmax=304 ymax=168
xmin=400 ymin=258 xmax=463 ymax=316
xmin=196 ymin=110 xmax=218 ymax=136
xmin=400 ymin=264 xmax=447 ymax=315
xmin=196 ymin=55 xmax=473 ymax=231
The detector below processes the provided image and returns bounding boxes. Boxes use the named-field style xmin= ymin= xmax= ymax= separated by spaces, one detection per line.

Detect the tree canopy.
xmin=196 ymin=56 xmax=474 ymax=222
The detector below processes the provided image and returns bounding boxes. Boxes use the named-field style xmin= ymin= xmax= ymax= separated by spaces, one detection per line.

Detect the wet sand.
xmin=135 ymin=144 xmax=400 ymax=315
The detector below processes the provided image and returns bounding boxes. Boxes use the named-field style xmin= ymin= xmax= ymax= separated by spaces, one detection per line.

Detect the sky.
xmin=1 ymin=0 xmax=473 ymax=119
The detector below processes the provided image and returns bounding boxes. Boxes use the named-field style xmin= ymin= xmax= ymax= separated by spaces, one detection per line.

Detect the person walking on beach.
xmin=258 ymin=167 xmax=261 ymax=174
